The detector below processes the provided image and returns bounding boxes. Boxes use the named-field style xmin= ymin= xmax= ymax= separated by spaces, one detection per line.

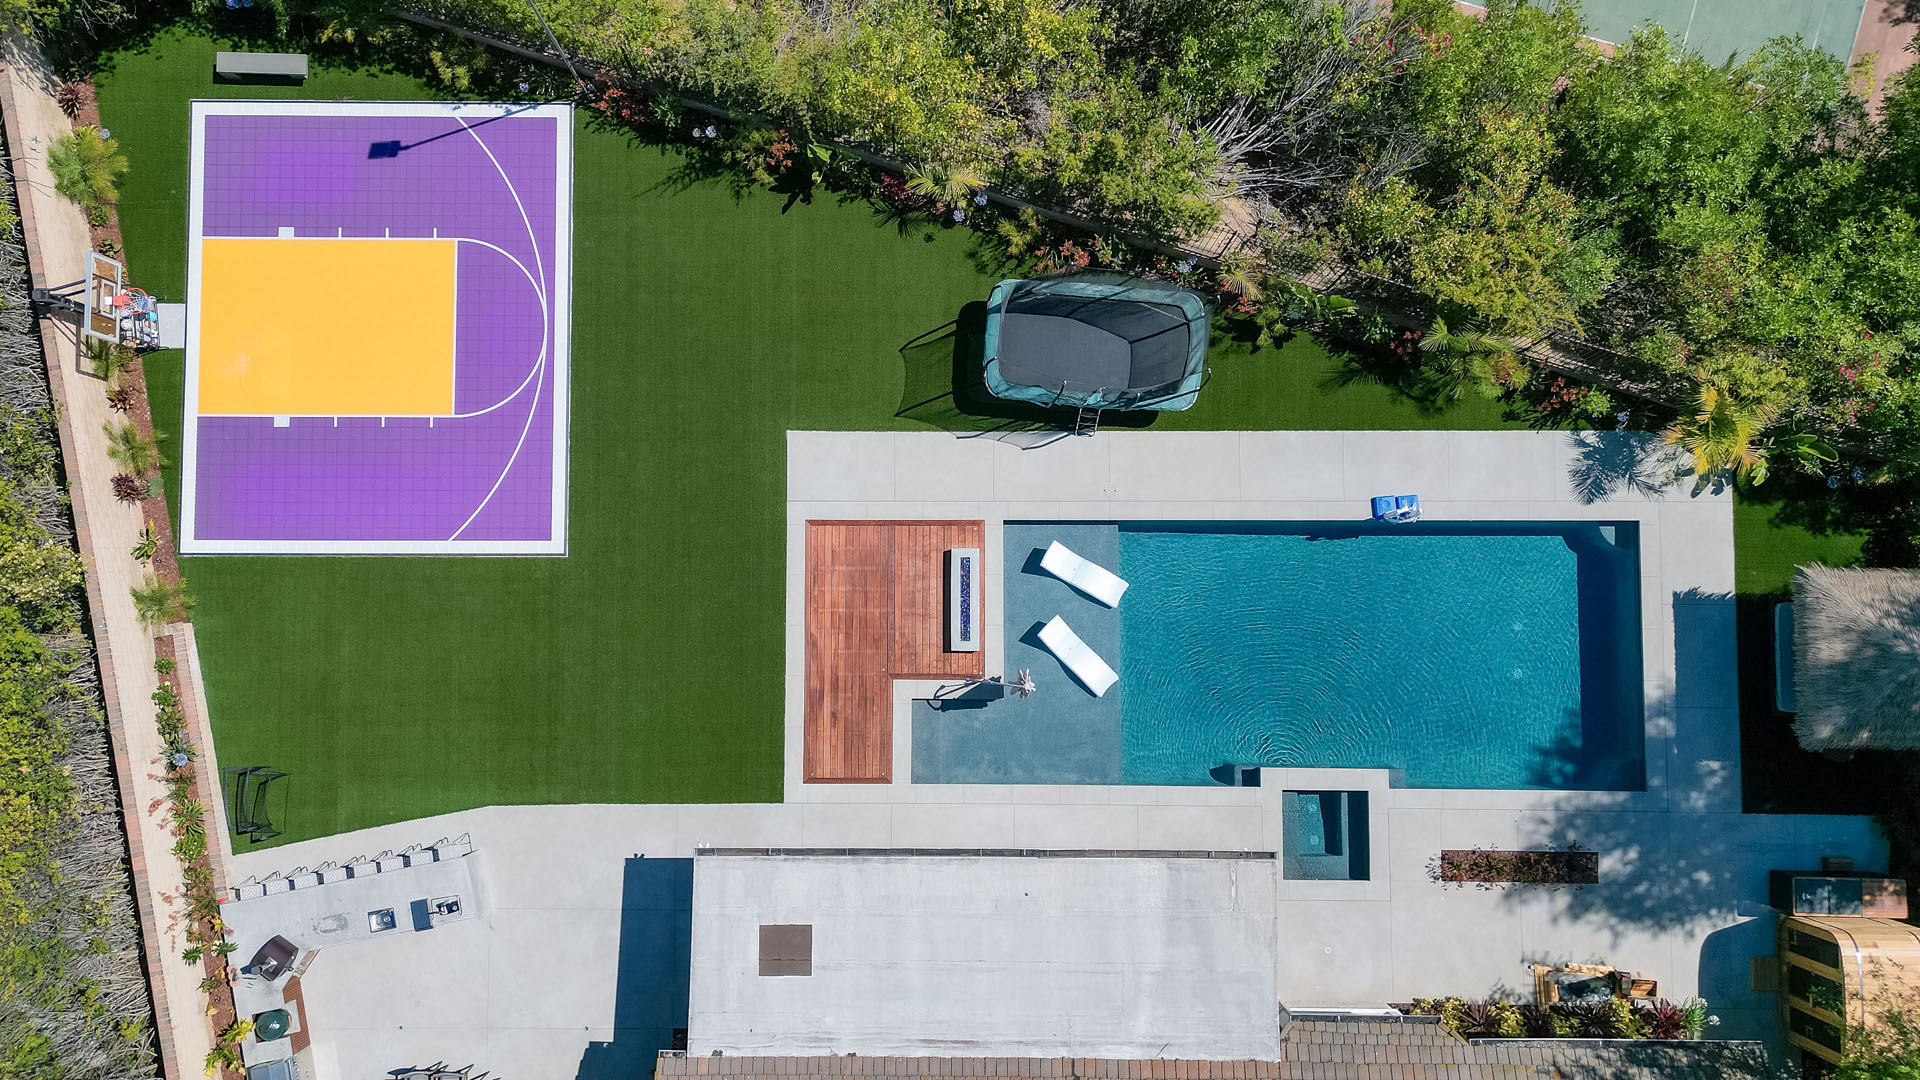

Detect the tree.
xmin=130 ymin=574 xmax=193 ymax=629
xmin=1418 ymin=314 xmax=1528 ymax=401
xmin=0 ymin=0 xmax=130 ymax=33
xmin=1402 ymin=0 xmax=1588 ymax=171
xmin=1340 ymin=108 xmax=1600 ymax=340
xmin=812 ymin=2 xmax=1000 ymax=164
xmin=1195 ymin=2 xmax=1430 ymax=211
xmin=0 ymin=482 xmax=83 ymax=631
xmin=1662 ymin=382 xmax=1779 ymax=484
xmin=1008 ymin=70 xmax=1220 ymax=236
xmin=1103 ymin=0 xmax=1323 ymax=119
xmin=46 ymin=125 xmax=127 ymax=215
xmin=1551 ymin=28 xmax=1858 ymax=271
xmin=102 ymin=421 xmax=161 ymax=477
xmin=1405 ymin=116 xmax=1592 ymax=337
xmin=903 ymin=161 xmax=987 ymax=206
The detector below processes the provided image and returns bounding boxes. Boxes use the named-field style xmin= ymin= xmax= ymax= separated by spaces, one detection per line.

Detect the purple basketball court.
xmin=180 ymin=101 xmax=572 ymax=555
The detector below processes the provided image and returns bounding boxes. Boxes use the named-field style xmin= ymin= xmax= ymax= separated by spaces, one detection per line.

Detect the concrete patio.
xmin=220 ymin=428 xmax=1887 ymax=1080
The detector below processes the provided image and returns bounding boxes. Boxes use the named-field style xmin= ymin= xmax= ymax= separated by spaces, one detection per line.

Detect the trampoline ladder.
xmin=1073 ymin=406 xmax=1101 ymax=436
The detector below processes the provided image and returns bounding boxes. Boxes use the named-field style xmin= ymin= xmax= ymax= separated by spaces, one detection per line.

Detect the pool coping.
xmin=785 ymin=429 xmax=1739 ymax=891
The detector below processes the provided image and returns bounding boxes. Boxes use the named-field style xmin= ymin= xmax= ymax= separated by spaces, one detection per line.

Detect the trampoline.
xmin=982 ymin=273 xmax=1210 ymax=412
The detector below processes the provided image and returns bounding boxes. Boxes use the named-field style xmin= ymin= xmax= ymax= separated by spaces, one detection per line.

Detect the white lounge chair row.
xmin=228 ymin=834 xmax=474 ymax=902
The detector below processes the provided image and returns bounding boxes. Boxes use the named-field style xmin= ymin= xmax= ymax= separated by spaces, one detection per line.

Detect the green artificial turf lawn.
xmin=103 ymin=22 xmax=1857 ymax=843
xmin=1730 ymin=493 xmax=1866 ymax=596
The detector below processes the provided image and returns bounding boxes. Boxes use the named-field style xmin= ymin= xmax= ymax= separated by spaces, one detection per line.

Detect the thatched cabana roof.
xmin=1793 ymin=565 xmax=1920 ymax=751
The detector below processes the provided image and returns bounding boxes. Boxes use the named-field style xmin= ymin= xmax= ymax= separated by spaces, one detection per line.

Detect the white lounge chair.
xmin=1039 ymin=541 xmax=1129 ymax=607
xmin=1037 ymin=615 xmax=1119 ymax=697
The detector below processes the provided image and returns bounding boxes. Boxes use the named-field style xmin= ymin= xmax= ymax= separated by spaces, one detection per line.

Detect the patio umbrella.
xmin=1008 ymin=669 xmax=1036 ymax=698
xmin=1792 ymin=565 xmax=1920 ymax=751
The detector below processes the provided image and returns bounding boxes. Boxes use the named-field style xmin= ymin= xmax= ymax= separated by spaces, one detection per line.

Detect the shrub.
xmin=0 ymin=481 xmax=83 ymax=631
xmin=1604 ymin=997 xmax=1645 ymax=1039
xmin=902 ymin=160 xmax=987 ymax=206
xmin=131 ymin=522 xmax=158 ymax=562
xmin=1645 ymin=999 xmax=1685 ymax=1040
xmin=85 ymin=338 xmax=136 ymax=387
xmin=1416 ymin=996 xmax=1690 ymax=1041
xmin=1517 ymin=1004 xmax=1556 ymax=1038
xmin=1676 ymin=998 xmax=1714 ymax=1039
xmin=53 ymin=80 xmax=83 ymax=117
xmin=102 ymin=420 xmax=160 ymax=476
xmin=110 ymin=473 xmax=146 ymax=502
xmin=130 ymin=574 xmax=193 ymax=628
xmin=1487 ymin=1000 xmax=1526 ymax=1038
xmin=47 ymin=125 xmax=127 ymax=215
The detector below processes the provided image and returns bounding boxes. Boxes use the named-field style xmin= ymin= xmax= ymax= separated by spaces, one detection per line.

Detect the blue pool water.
xmin=1118 ymin=523 xmax=1642 ymax=788
xmin=911 ymin=522 xmax=1645 ymax=790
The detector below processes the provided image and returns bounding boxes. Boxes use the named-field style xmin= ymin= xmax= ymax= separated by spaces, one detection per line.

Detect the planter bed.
xmin=1439 ymin=847 xmax=1599 ymax=885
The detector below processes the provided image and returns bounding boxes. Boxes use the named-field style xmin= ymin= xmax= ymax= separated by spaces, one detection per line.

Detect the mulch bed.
xmin=139 ymin=492 xmax=179 ymax=583
xmin=1439 ymin=847 xmax=1599 ymax=886
xmin=154 ymin=634 xmax=241 ymax=1080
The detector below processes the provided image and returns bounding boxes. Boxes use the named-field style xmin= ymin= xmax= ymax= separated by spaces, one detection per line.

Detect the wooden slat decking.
xmin=805 ymin=521 xmax=985 ymax=783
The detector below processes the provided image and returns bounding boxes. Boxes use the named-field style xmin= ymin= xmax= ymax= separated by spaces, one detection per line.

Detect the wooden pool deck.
xmin=805 ymin=521 xmax=985 ymax=782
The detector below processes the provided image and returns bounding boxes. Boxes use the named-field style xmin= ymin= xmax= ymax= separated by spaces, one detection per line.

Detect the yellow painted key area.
xmin=197 ymin=237 xmax=458 ymax=416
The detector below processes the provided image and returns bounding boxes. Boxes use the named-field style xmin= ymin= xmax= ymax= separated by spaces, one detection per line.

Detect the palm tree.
xmin=1662 ymin=382 xmax=1779 ymax=484
xmin=47 ymin=125 xmax=128 ymax=213
xmin=130 ymin=574 xmax=193 ymax=629
xmin=103 ymin=421 xmax=162 ymax=476
xmin=1418 ymin=315 xmax=1530 ymax=400
xmin=86 ymin=338 xmax=137 ymax=388
xmin=903 ymin=161 xmax=987 ymax=205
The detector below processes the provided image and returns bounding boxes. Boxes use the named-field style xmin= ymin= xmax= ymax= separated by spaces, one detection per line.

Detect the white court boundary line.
xmin=447 ymin=112 xmax=548 ymax=542
xmin=179 ymin=100 xmax=574 ymax=556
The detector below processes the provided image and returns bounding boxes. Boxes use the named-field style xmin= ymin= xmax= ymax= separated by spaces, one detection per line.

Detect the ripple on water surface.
xmin=1117 ymin=527 xmax=1611 ymax=789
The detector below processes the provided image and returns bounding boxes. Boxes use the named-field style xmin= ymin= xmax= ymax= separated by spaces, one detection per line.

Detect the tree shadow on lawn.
xmin=1253 ymin=322 xmax=1534 ymax=422
xmin=894 ymin=300 xmax=1157 ymax=437
xmin=1741 ymin=470 xmax=1910 ymax=567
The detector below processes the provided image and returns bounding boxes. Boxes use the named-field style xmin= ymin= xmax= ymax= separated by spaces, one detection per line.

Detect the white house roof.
xmin=688 ymin=853 xmax=1282 ymax=1061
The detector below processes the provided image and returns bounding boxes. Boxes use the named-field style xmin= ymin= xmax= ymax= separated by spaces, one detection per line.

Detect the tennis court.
xmin=181 ymin=101 xmax=572 ymax=555
xmin=1464 ymin=0 xmax=1870 ymax=62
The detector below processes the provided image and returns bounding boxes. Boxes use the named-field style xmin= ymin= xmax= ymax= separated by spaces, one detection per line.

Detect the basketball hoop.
xmin=77 ymin=251 xmax=124 ymax=344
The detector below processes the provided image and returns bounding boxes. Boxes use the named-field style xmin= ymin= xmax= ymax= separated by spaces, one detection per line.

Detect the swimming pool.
xmin=910 ymin=521 xmax=1645 ymax=790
